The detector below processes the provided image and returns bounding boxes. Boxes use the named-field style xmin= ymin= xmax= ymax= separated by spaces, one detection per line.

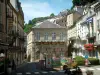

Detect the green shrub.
xmin=75 ymin=56 xmax=85 ymax=65
xmin=75 ymin=56 xmax=100 ymax=65
xmin=88 ymin=58 xmax=99 ymax=65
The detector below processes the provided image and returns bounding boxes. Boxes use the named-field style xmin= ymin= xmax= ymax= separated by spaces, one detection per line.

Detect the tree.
xmin=24 ymin=24 xmax=33 ymax=33
xmin=72 ymin=0 xmax=97 ymax=6
xmin=28 ymin=20 xmax=33 ymax=25
xmin=24 ymin=16 xmax=52 ymax=33
xmin=50 ymin=13 xmax=55 ymax=17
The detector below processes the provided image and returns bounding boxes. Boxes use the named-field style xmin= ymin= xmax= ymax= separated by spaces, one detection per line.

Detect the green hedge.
xmin=88 ymin=58 xmax=99 ymax=65
xmin=74 ymin=56 xmax=100 ymax=65
xmin=75 ymin=56 xmax=85 ymax=65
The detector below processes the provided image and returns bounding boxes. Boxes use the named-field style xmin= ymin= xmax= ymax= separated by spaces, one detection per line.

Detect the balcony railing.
xmin=86 ymin=33 xmax=96 ymax=38
xmin=34 ymin=39 xmax=66 ymax=43
xmin=0 ymin=32 xmax=7 ymax=44
xmin=19 ymin=37 xmax=25 ymax=42
xmin=8 ymin=18 xmax=13 ymax=30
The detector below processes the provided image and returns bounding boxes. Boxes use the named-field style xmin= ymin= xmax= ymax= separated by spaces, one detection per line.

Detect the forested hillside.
xmin=24 ymin=13 xmax=55 ymax=33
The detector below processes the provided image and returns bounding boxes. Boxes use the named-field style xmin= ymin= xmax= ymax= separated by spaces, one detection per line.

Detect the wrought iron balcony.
xmin=0 ymin=32 xmax=8 ymax=44
xmin=8 ymin=18 xmax=13 ymax=30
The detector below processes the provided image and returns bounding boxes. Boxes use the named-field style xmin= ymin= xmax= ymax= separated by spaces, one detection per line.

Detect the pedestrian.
xmin=12 ymin=59 xmax=16 ymax=70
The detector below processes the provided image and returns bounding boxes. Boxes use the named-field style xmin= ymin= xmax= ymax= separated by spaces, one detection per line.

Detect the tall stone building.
xmin=6 ymin=0 xmax=25 ymax=65
xmin=27 ymin=21 xmax=67 ymax=62
xmin=0 ymin=0 xmax=8 ymax=55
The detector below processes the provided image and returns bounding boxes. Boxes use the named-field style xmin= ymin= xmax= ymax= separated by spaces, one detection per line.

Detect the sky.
xmin=20 ymin=0 xmax=73 ymax=23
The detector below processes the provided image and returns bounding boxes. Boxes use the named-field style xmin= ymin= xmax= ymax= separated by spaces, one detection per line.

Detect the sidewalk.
xmin=16 ymin=59 xmax=27 ymax=69
xmin=11 ymin=59 xmax=27 ymax=75
xmin=53 ymin=66 xmax=63 ymax=71
xmin=79 ymin=65 xmax=100 ymax=68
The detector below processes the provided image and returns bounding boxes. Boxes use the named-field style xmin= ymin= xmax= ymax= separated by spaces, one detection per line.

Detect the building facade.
xmin=27 ymin=21 xmax=67 ymax=62
xmin=67 ymin=11 xmax=82 ymax=40
xmin=73 ymin=13 xmax=89 ymax=57
xmin=94 ymin=2 xmax=100 ymax=59
xmin=0 ymin=0 xmax=8 ymax=55
xmin=6 ymin=0 xmax=25 ymax=66
xmin=56 ymin=16 xmax=67 ymax=27
xmin=72 ymin=2 xmax=100 ymax=58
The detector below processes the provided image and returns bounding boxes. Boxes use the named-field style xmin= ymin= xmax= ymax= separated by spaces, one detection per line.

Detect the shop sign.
xmin=86 ymin=18 xmax=93 ymax=23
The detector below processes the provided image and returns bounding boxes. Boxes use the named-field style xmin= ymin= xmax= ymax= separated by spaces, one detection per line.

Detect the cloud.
xmin=21 ymin=1 xmax=56 ymax=23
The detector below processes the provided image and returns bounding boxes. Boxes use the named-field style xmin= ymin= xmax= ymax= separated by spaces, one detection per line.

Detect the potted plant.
xmin=86 ymin=70 xmax=93 ymax=75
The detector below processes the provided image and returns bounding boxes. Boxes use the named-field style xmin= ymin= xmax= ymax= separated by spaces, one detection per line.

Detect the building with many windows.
xmin=6 ymin=0 xmax=25 ymax=66
xmin=0 ymin=0 xmax=8 ymax=53
xmin=94 ymin=2 xmax=100 ymax=59
xmin=67 ymin=11 xmax=82 ymax=40
xmin=27 ymin=21 xmax=67 ymax=62
xmin=72 ymin=2 xmax=100 ymax=58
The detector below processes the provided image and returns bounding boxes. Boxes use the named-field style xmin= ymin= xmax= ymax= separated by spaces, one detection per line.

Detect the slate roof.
xmin=33 ymin=20 xmax=65 ymax=28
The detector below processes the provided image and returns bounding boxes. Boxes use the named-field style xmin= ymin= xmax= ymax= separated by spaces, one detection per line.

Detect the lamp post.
xmin=44 ymin=53 xmax=47 ymax=68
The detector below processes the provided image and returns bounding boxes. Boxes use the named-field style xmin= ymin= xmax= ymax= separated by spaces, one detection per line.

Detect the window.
xmin=0 ymin=3 xmax=2 ymax=23
xmin=44 ymin=32 xmax=48 ymax=40
xmin=60 ymin=32 xmax=64 ymax=40
xmin=15 ymin=17 xmax=16 ymax=23
xmin=36 ymin=32 xmax=40 ymax=40
xmin=52 ymin=32 xmax=56 ymax=40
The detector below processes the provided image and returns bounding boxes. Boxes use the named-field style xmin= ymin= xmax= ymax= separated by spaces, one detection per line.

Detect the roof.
xmin=33 ymin=20 xmax=65 ymax=28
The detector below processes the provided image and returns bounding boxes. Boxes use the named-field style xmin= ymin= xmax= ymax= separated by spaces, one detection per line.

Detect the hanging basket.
xmin=84 ymin=44 xmax=94 ymax=51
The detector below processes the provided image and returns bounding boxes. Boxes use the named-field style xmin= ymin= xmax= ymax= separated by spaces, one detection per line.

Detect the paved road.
xmin=80 ymin=65 xmax=100 ymax=75
xmin=11 ymin=62 xmax=100 ymax=75
xmin=11 ymin=62 xmax=66 ymax=75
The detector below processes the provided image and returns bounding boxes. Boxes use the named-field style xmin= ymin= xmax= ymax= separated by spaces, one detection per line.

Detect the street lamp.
xmin=43 ymin=53 xmax=47 ymax=68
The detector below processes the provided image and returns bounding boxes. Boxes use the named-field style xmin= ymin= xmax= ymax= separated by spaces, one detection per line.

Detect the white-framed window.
xmin=52 ymin=32 xmax=56 ymax=40
xmin=60 ymin=32 xmax=64 ymax=40
xmin=44 ymin=32 xmax=48 ymax=40
xmin=36 ymin=32 xmax=40 ymax=40
xmin=97 ymin=19 xmax=100 ymax=29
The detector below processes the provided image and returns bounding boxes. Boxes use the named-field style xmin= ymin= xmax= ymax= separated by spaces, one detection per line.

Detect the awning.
xmin=84 ymin=44 xmax=94 ymax=51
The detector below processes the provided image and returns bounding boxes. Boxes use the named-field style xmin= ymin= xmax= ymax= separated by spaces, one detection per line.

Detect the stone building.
xmin=6 ymin=0 xmax=25 ymax=65
xmin=0 ymin=0 xmax=8 ymax=56
xmin=27 ymin=21 xmax=67 ymax=62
